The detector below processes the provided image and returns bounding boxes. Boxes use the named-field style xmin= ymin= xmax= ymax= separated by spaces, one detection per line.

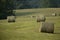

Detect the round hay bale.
xmin=7 ymin=16 xmax=15 ymax=22
xmin=32 ymin=16 xmax=36 ymax=18
xmin=37 ymin=17 xmax=40 ymax=22
xmin=52 ymin=13 xmax=56 ymax=16
xmin=37 ymin=15 xmax=46 ymax=22
xmin=41 ymin=22 xmax=54 ymax=33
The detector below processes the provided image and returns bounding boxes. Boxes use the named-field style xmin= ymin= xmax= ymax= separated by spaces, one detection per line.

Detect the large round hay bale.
xmin=37 ymin=15 xmax=46 ymax=22
xmin=41 ymin=22 xmax=54 ymax=33
xmin=7 ymin=16 xmax=15 ymax=22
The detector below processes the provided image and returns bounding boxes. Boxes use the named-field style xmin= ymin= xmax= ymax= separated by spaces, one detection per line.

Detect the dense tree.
xmin=39 ymin=0 xmax=50 ymax=8
xmin=56 ymin=0 xmax=60 ymax=7
xmin=49 ymin=0 xmax=58 ymax=8
xmin=0 ymin=0 xmax=15 ymax=19
xmin=15 ymin=0 xmax=60 ymax=9
xmin=0 ymin=0 xmax=60 ymax=19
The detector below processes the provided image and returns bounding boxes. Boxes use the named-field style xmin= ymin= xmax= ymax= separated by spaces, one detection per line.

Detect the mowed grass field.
xmin=0 ymin=8 xmax=60 ymax=40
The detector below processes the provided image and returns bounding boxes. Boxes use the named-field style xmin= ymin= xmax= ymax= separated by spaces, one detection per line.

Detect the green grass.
xmin=0 ymin=8 xmax=60 ymax=40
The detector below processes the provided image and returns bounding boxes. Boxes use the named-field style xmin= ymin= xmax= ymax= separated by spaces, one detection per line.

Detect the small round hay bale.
xmin=41 ymin=22 xmax=54 ymax=33
xmin=37 ymin=17 xmax=40 ymax=22
xmin=37 ymin=15 xmax=46 ymax=22
xmin=7 ymin=16 xmax=15 ymax=22
xmin=32 ymin=16 xmax=36 ymax=18
xmin=52 ymin=13 xmax=56 ymax=16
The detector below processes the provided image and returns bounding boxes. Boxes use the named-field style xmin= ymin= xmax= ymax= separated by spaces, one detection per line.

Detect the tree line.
xmin=0 ymin=0 xmax=15 ymax=19
xmin=0 ymin=0 xmax=60 ymax=19
xmin=15 ymin=0 xmax=60 ymax=9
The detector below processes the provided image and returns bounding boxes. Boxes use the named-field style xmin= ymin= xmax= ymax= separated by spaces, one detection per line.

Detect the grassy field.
xmin=0 ymin=8 xmax=60 ymax=40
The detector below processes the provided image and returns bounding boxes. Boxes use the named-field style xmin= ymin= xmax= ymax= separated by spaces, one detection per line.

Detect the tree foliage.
xmin=15 ymin=0 xmax=60 ymax=9
xmin=0 ymin=0 xmax=60 ymax=19
xmin=0 ymin=0 xmax=15 ymax=19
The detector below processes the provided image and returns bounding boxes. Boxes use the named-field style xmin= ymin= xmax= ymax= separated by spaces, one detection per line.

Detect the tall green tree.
xmin=0 ymin=0 xmax=15 ymax=19
xmin=49 ymin=0 xmax=57 ymax=8
xmin=56 ymin=0 xmax=60 ymax=7
xmin=39 ymin=0 xmax=50 ymax=8
xmin=15 ymin=0 xmax=60 ymax=8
